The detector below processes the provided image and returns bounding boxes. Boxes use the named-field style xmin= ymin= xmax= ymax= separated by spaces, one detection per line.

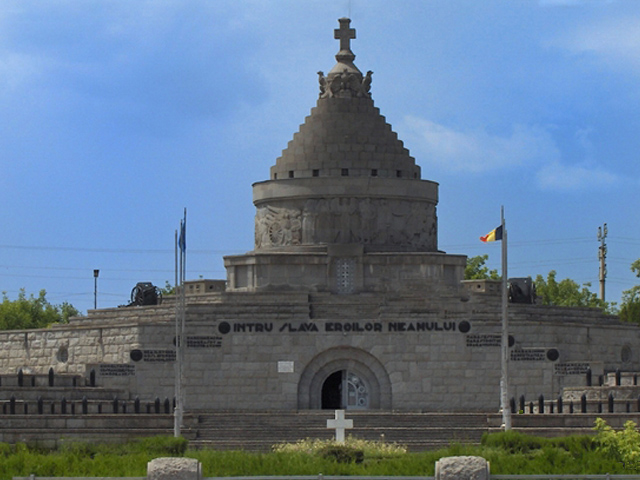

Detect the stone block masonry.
xmin=1 ymin=287 xmax=638 ymax=413
xmin=1 ymin=19 xmax=639 ymax=421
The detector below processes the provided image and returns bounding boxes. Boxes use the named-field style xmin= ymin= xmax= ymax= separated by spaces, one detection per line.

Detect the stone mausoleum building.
xmin=1 ymin=19 xmax=639 ymax=420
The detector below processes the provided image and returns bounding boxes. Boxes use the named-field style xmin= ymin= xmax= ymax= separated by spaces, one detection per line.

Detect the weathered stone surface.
xmin=0 ymin=18 xmax=639 ymax=422
xmin=435 ymin=456 xmax=489 ymax=480
xmin=148 ymin=457 xmax=201 ymax=480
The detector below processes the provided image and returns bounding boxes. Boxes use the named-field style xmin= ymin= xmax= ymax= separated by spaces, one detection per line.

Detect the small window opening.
xmin=396 ymin=170 xmax=402 ymax=178
xmin=371 ymin=169 xmax=378 ymax=177
xmin=341 ymin=168 xmax=349 ymax=176
xmin=274 ymin=173 xmax=278 ymax=179
xmin=312 ymin=169 xmax=319 ymax=177
xmin=288 ymin=170 xmax=294 ymax=178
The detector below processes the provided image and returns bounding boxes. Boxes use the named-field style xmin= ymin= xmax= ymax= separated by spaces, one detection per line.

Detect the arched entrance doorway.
xmin=321 ymin=370 xmax=370 ymax=410
xmin=298 ymin=347 xmax=391 ymax=410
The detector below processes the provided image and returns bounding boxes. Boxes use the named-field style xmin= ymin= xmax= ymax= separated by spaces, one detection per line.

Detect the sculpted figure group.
xmin=255 ymin=198 xmax=437 ymax=250
xmin=318 ymin=70 xmax=373 ymax=99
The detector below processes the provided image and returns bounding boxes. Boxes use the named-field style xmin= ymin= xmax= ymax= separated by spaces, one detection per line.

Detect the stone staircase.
xmin=2 ymin=405 xmax=638 ymax=451
xmin=0 ymin=413 xmax=178 ymax=447
xmin=188 ymin=411 xmax=495 ymax=451
xmin=188 ymin=411 xmax=640 ymax=451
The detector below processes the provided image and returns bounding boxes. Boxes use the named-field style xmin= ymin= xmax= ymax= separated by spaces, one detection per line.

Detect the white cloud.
xmin=401 ymin=116 xmax=560 ymax=173
xmin=402 ymin=116 xmax=620 ymax=191
xmin=553 ymin=16 xmax=640 ymax=74
xmin=536 ymin=161 xmax=618 ymax=190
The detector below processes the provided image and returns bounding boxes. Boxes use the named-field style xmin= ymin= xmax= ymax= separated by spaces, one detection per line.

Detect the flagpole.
xmin=172 ymin=208 xmax=187 ymax=437
xmin=174 ymin=228 xmax=180 ymax=437
xmin=179 ymin=208 xmax=187 ymax=435
xmin=500 ymin=206 xmax=511 ymax=430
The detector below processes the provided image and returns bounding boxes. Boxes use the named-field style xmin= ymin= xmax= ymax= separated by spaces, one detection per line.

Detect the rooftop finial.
xmin=320 ymin=18 xmax=370 ymax=98
xmin=334 ymin=17 xmax=356 ymax=63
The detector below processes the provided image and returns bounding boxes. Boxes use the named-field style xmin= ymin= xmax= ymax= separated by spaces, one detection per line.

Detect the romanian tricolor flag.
xmin=480 ymin=225 xmax=503 ymax=243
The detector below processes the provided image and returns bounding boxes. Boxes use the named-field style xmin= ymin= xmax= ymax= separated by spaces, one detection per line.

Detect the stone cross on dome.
xmin=334 ymin=17 xmax=356 ymax=62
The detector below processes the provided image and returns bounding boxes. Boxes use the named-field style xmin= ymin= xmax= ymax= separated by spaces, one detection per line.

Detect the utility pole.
xmin=597 ymin=223 xmax=607 ymax=302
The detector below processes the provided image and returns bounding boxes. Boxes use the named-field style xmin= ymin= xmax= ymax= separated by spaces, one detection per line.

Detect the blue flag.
xmin=178 ymin=211 xmax=186 ymax=253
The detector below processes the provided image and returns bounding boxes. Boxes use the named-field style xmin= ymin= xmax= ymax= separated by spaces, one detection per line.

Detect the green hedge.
xmin=0 ymin=426 xmax=637 ymax=480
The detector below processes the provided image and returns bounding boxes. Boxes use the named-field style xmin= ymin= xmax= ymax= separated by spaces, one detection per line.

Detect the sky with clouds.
xmin=0 ymin=0 xmax=638 ymax=313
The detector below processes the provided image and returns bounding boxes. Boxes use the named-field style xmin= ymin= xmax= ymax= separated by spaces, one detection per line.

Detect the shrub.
xmin=318 ymin=444 xmax=364 ymax=463
xmin=132 ymin=436 xmax=188 ymax=456
xmin=594 ymin=418 xmax=640 ymax=469
xmin=272 ymin=437 xmax=407 ymax=458
xmin=481 ymin=430 xmax=544 ymax=453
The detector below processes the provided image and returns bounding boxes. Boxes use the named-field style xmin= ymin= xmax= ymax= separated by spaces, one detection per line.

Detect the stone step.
xmin=194 ymin=428 xmax=485 ymax=443
xmin=0 ymin=387 xmax=129 ymax=402
xmin=195 ymin=412 xmax=490 ymax=429
xmin=190 ymin=411 xmax=490 ymax=451
xmin=0 ymin=374 xmax=84 ymax=388
xmin=190 ymin=438 xmax=459 ymax=452
xmin=0 ymin=428 xmax=175 ymax=449
xmin=0 ymin=410 xmax=625 ymax=452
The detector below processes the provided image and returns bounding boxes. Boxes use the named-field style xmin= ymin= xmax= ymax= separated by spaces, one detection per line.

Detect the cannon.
xmin=508 ymin=277 xmax=536 ymax=304
xmin=129 ymin=282 xmax=162 ymax=306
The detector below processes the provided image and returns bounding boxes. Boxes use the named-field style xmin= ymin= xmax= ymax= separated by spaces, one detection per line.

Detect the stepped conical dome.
xmin=253 ymin=18 xmax=438 ymax=254
xmin=225 ymin=18 xmax=464 ymax=295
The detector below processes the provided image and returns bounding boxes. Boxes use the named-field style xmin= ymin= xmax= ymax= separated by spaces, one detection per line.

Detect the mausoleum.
xmin=1 ymin=19 xmax=638 ymax=419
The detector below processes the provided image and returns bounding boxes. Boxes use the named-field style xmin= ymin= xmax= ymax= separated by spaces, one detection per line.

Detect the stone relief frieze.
xmin=256 ymin=198 xmax=436 ymax=250
xmin=255 ymin=206 xmax=302 ymax=248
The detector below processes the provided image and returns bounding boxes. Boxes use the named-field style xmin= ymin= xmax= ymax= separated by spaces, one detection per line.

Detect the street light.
xmin=93 ymin=269 xmax=100 ymax=310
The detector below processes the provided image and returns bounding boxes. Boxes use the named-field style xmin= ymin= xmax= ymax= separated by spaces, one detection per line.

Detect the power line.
xmin=611 ymin=237 xmax=640 ymax=246
xmin=0 ymin=265 xmax=177 ymax=274
xmin=0 ymin=244 xmax=242 ymax=255
xmin=443 ymin=235 xmax=640 ymax=250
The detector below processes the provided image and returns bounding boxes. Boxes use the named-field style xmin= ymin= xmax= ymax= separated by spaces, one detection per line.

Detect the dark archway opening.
xmin=321 ymin=370 xmax=343 ymax=409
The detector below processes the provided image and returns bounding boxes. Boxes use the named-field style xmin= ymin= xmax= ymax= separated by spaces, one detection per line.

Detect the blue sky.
xmin=1 ymin=0 xmax=638 ymax=313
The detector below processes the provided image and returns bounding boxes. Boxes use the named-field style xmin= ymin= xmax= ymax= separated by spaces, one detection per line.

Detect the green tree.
xmin=594 ymin=418 xmax=640 ymax=469
xmin=619 ymin=259 xmax=640 ymax=323
xmin=160 ymin=281 xmax=176 ymax=295
xmin=534 ymin=270 xmax=610 ymax=311
xmin=465 ymin=254 xmax=500 ymax=280
xmin=0 ymin=289 xmax=81 ymax=330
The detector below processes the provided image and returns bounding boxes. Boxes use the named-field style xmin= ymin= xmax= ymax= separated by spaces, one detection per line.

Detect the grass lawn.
xmin=0 ymin=429 xmax=636 ymax=480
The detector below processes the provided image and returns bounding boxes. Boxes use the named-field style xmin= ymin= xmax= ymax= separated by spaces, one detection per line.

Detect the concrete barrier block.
xmin=435 ymin=456 xmax=489 ymax=480
xmin=148 ymin=457 xmax=201 ymax=480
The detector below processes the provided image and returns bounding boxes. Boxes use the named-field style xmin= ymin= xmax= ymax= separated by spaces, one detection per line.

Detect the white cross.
xmin=326 ymin=409 xmax=353 ymax=443
xmin=334 ymin=18 xmax=356 ymax=53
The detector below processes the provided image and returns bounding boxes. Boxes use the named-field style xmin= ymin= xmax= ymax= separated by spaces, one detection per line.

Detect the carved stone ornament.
xmin=256 ymin=198 xmax=437 ymax=251
xmin=318 ymin=69 xmax=373 ymax=99
xmin=317 ymin=19 xmax=373 ymax=99
xmin=255 ymin=206 xmax=302 ymax=248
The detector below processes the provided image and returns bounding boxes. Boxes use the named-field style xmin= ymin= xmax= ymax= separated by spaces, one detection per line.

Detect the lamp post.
xmin=93 ymin=269 xmax=100 ymax=310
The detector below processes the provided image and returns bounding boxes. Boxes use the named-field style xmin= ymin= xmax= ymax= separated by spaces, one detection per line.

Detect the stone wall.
xmin=224 ymin=250 xmax=466 ymax=294
xmin=0 ymin=413 xmax=178 ymax=447
xmin=0 ymin=289 xmax=638 ymax=413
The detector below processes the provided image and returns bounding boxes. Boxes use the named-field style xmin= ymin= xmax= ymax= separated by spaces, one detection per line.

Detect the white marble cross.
xmin=326 ymin=409 xmax=353 ymax=443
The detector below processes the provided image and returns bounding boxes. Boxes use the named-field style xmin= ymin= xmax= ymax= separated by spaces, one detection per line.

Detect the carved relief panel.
xmin=255 ymin=206 xmax=302 ymax=248
xmin=255 ymin=198 xmax=437 ymax=251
